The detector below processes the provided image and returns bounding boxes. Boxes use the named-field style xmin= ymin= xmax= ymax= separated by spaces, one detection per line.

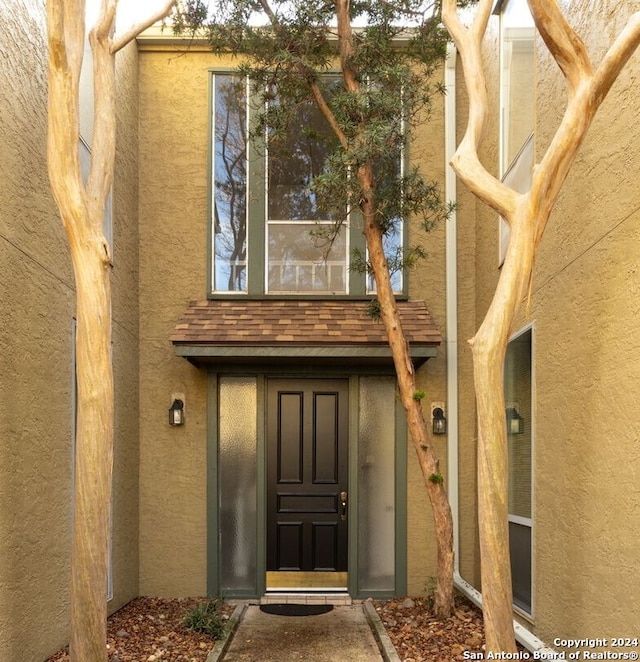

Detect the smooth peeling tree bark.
xmin=443 ymin=0 xmax=640 ymax=652
xmin=46 ymin=1 xmax=175 ymax=659
xmin=360 ymin=163 xmax=455 ymax=617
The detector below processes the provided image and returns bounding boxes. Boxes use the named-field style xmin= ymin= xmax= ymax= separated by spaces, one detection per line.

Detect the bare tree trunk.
xmin=333 ymin=0 xmax=455 ymax=616
xmin=469 ymin=209 xmax=534 ymax=652
xmin=47 ymin=7 xmax=115 ymax=659
xmin=443 ymin=0 xmax=640 ymax=651
xmin=360 ymin=164 xmax=455 ymax=616
xmin=69 ymin=246 xmax=114 ymax=661
xmin=46 ymin=1 xmax=175 ymax=659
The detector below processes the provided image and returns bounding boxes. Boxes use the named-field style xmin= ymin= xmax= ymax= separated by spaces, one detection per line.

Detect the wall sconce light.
xmin=169 ymin=398 xmax=185 ymax=426
xmin=432 ymin=407 xmax=447 ymax=435
xmin=506 ymin=407 xmax=524 ymax=435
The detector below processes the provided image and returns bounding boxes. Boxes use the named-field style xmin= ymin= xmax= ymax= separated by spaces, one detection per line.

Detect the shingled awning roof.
xmin=171 ymin=299 xmax=441 ymax=368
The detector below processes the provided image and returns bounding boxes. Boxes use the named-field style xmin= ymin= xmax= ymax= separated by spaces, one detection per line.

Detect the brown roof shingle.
xmin=171 ymin=299 xmax=441 ymax=347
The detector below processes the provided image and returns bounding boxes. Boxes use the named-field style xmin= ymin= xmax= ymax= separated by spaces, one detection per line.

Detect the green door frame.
xmin=207 ymin=370 xmax=407 ymax=599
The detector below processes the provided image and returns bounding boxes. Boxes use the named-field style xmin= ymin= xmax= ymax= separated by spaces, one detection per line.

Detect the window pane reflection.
xmin=504 ymin=327 xmax=533 ymax=613
xmin=268 ymin=223 xmax=346 ymax=293
xmin=213 ymin=75 xmax=248 ymax=292
xmin=266 ymin=78 xmax=347 ymax=293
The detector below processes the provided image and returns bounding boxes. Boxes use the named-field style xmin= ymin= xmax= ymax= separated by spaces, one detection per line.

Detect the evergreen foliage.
xmin=174 ymin=0 xmax=469 ymax=274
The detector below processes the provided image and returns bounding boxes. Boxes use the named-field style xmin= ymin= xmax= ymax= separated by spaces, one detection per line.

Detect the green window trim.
xmin=207 ymin=69 xmax=410 ymax=299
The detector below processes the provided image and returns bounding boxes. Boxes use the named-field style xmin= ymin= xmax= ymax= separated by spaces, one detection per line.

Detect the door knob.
xmin=340 ymin=491 xmax=348 ymax=520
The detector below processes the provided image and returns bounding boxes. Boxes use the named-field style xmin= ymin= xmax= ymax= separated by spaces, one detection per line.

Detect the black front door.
xmin=267 ymin=379 xmax=348 ymax=574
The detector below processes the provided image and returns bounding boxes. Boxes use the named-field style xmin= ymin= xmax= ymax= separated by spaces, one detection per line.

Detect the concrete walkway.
xmin=219 ymin=604 xmax=386 ymax=661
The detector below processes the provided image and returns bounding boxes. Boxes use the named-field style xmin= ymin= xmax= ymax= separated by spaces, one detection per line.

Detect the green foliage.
xmin=412 ymin=390 xmax=426 ymax=400
xmin=424 ymin=575 xmax=437 ymax=609
xmin=367 ymin=298 xmax=382 ymax=320
xmin=181 ymin=600 xmax=226 ymax=639
xmin=428 ymin=472 xmax=444 ymax=484
xmin=173 ymin=0 xmax=458 ymax=247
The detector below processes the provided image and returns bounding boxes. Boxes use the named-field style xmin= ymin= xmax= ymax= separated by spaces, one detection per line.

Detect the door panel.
xmin=267 ymin=379 xmax=348 ymax=575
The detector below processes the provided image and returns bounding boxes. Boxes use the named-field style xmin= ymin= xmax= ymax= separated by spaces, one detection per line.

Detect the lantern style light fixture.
xmin=506 ymin=406 xmax=524 ymax=435
xmin=432 ymin=407 xmax=447 ymax=435
xmin=169 ymin=398 xmax=185 ymax=426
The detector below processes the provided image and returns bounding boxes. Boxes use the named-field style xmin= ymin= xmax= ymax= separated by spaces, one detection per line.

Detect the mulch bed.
xmin=46 ymin=597 xmax=235 ymax=662
xmin=46 ymin=594 xmax=513 ymax=662
xmin=373 ymin=595 xmax=487 ymax=661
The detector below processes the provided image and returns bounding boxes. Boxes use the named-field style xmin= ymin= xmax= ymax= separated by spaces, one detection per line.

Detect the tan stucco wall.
xmin=136 ymin=41 xmax=456 ymax=597
xmin=0 ymin=1 xmax=141 ymax=658
xmin=137 ymin=46 xmax=225 ymax=596
xmin=0 ymin=4 xmax=75 ymax=659
xmin=529 ymin=0 xmax=640 ymax=645
xmin=406 ymin=68 xmax=450 ymax=595
xmin=110 ymin=40 xmax=143 ymax=614
xmin=455 ymin=0 xmax=640 ymax=646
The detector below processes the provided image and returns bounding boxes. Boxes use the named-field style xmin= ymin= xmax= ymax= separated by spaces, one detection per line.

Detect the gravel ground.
xmin=47 ymin=594 xmax=491 ymax=661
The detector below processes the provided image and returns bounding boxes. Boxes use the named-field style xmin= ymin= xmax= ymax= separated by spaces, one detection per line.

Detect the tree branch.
xmin=443 ymin=0 xmax=518 ymax=220
xmin=528 ymin=9 xmax=640 ymax=247
xmin=46 ymin=0 xmax=87 ymax=240
xmin=309 ymin=81 xmax=349 ymax=149
xmin=110 ymin=0 xmax=176 ymax=53
xmin=93 ymin=0 xmax=117 ymax=43
xmin=255 ymin=0 xmax=347 ymax=150
xmin=591 ymin=11 xmax=640 ymax=104
xmin=257 ymin=0 xmax=279 ymax=25
xmin=528 ymin=0 xmax=592 ymax=96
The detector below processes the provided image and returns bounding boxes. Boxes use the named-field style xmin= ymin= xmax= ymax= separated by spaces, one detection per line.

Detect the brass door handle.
xmin=340 ymin=491 xmax=348 ymax=520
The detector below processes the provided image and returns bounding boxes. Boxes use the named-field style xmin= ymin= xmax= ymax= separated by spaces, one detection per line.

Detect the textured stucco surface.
xmin=406 ymin=66 xmax=450 ymax=595
xmin=137 ymin=46 xmax=219 ymax=596
xmin=110 ymin=39 xmax=142 ymax=614
xmin=454 ymin=0 xmax=640 ymax=647
xmin=0 ymin=1 xmax=141 ymax=658
xmin=529 ymin=0 xmax=640 ymax=645
xmin=0 ymin=4 xmax=75 ymax=659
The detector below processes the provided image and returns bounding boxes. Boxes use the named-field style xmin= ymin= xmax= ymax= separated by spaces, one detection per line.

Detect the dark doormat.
xmin=260 ymin=604 xmax=334 ymax=616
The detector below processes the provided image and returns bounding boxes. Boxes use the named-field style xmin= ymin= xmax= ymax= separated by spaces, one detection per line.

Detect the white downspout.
xmin=444 ymin=43 xmax=460 ymax=572
xmin=443 ymin=42 xmax=554 ymax=655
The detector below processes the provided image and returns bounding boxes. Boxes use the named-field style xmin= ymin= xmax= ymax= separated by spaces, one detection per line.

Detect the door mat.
xmin=259 ymin=604 xmax=334 ymax=616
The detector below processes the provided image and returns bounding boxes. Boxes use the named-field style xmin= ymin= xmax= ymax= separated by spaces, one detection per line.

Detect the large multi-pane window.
xmin=504 ymin=326 xmax=533 ymax=614
xmin=210 ymin=72 xmax=405 ymax=296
